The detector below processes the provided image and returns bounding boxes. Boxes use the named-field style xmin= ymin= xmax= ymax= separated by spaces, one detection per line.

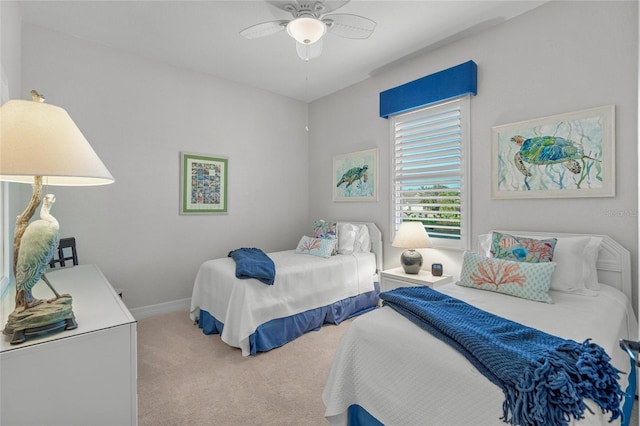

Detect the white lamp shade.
xmin=392 ymin=222 xmax=432 ymax=249
xmin=0 ymin=99 xmax=114 ymax=186
xmin=286 ymin=16 xmax=326 ymax=44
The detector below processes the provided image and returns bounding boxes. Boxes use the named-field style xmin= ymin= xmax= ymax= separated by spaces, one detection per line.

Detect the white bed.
xmin=323 ymin=231 xmax=638 ymax=426
xmin=190 ymin=222 xmax=383 ymax=356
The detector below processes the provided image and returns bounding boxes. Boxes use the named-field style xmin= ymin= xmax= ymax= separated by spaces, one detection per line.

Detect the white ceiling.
xmin=17 ymin=0 xmax=547 ymax=103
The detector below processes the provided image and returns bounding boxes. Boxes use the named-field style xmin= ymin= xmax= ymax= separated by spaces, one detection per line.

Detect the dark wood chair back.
xmin=49 ymin=237 xmax=79 ymax=268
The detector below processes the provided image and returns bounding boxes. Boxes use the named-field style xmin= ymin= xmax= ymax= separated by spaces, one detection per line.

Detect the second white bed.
xmin=323 ymin=283 xmax=637 ymax=425
xmin=190 ymin=250 xmax=376 ymax=355
xmin=323 ymin=231 xmax=638 ymax=425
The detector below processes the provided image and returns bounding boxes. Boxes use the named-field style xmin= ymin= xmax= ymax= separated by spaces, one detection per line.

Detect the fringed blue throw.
xmin=380 ymin=287 xmax=623 ymax=426
xmin=228 ymin=248 xmax=276 ymax=285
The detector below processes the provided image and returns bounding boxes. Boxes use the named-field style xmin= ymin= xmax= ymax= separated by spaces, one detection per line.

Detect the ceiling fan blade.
xmin=316 ymin=1 xmax=351 ymax=14
xmin=296 ymin=39 xmax=323 ymax=61
xmin=265 ymin=1 xmax=298 ymax=13
xmin=266 ymin=1 xmax=350 ymax=16
xmin=324 ymin=14 xmax=376 ymax=39
xmin=240 ymin=20 xmax=288 ymax=39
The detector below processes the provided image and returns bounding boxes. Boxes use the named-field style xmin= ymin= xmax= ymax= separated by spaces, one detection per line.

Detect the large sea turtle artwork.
xmin=510 ymin=135 xmax=600 ymax=177
xmin=493 ymin=105 xmax=613 ymax=197
xmin=337 ymin=165 xmax=368 ymax=189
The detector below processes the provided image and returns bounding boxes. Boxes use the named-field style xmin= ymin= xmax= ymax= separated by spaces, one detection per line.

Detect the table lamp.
xmin=392 ymin=221 xmax=431 ymax=274
xmin=0 ymin=91 xmax=114 ymax=344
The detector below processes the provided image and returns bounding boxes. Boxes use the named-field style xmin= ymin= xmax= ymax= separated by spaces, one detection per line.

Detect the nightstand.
xmin=380 ymin=267 xmax=453 ymax=292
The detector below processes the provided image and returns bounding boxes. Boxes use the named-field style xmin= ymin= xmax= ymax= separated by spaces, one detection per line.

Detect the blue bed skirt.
xmin=347 ymin=405 xmax=383 ymax=426
xmin=198 ymin=282 xmax=380 ymax=355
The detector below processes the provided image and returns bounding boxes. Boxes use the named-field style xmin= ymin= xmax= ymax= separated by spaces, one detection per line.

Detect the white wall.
xmin=1 ymin=1 xmax=21 ymax=97
xmin=308 ymin=1 xmax=639 ymax=312
xmin=19 ymin=25 xmax=310 ymax=309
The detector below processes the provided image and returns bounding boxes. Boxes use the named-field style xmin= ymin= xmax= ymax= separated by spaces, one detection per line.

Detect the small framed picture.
xmin=180 ymin=152 xmax=228 ymax=214
xmin=333 ymin=148 xmax=378 ymax=202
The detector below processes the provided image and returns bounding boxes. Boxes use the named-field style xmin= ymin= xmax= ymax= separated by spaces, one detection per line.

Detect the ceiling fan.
xmin=240 ymin=0 xmax=376 ymax=61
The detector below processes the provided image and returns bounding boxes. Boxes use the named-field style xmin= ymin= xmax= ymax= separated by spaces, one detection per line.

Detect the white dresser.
xmin=0 ymin=264 xmax=137 ymax=425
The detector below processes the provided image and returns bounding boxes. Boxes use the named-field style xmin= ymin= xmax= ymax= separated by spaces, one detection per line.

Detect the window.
xmin=0 ymin=182 xmax=9 ymax=297
xmin=391 ymin=95 xmax=470 ymax=250
xmin=0 ymin=73 xmax=8 ymax=296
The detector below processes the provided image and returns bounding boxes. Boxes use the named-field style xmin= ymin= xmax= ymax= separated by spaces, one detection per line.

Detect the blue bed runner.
xmin=380 ymin=286 xmax=624 ymax=426
xmin=228 ymin=248 xmax=276 ymax=285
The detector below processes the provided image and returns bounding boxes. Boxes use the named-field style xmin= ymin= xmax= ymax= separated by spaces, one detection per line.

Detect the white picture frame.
xmin=333 ymin=148 xmax=379 ymax=202
xmin=491 ymin=105 xmax=615 ymax=199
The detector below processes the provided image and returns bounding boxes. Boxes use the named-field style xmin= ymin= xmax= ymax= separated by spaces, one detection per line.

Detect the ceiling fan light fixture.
xmin=286 ymin=16 xmax=326 ymax=44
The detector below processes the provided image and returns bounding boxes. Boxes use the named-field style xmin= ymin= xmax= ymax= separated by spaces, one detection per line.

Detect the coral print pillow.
xmin=490 ymin=232 xmax=557 ymax=263
xmin=313 ymin=220 xmax=337 ymax=255
xmin=457 ymin=251 xmax=555 ymax=303
xmin=313 ymin=220 xmax=337 ymax=239
xmin=295 ymin=236 xmax=335 ymax=258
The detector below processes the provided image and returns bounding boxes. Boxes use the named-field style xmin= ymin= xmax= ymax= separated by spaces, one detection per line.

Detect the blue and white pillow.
xmin=457 ymin=251 xmax=555 ymax=303
xmin=490 ymin=232 xmax=557 ymax=263
xmin=295 ymin=235 xmax=336 ymax=258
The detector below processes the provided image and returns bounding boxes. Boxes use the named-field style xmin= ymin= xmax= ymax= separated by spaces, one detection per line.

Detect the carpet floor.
xmin=137 ymin=310 xmax=351 ymax=425
xmin=137 ymin=310 xmax=639 ymax=426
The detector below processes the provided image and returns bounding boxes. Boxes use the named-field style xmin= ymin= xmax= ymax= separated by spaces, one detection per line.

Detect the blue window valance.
xmin=379 ymin=60 xmax=477 ymax=119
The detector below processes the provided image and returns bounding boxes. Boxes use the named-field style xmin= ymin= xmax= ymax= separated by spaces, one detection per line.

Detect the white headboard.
xmin=496 ymin=231 xmax=632 ymax=303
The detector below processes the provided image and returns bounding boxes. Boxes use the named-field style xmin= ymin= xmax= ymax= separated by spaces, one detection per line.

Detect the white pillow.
xmin=337 ymin=223 xmax=371 ymax=253
xmin=337 ymin=223 xmax=357 ymax=254
xmin=478 ymin=233 xmax=602 ymax=296
xmin=353 ymin=224 xmax=371 ymax=253
xmin=478 ymin=233 xmax=492 ymax=256
xmin=549 ymin=236 xmax=598 ymax=295
xmin=582 ymin=236 xmax=603 ymax=291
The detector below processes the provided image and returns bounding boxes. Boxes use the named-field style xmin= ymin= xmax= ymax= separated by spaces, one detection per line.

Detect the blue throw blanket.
xmin=228 ymin=248 xmax=276 ymax=285
xmin=380 ymin=287 xmax=623 ymax=426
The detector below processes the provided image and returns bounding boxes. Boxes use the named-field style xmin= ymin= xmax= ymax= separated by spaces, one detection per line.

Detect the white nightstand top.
xmin=380 ymin=267 xmax=453 ymax=287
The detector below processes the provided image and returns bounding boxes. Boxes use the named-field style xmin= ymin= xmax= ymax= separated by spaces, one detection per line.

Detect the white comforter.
xmin=323 ymin=283 xmax=638 ymax=426
xmin=190 ymin=250 xmax=376 ymax=356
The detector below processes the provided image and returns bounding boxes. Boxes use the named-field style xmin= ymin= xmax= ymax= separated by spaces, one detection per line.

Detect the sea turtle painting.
xmin=510 ymin=135 xmax=599 ymax=177
xmin=337 ymin=165 xmax=368 ymax=188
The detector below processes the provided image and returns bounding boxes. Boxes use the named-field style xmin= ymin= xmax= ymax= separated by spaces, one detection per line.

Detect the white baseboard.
xmin=129 ymin=297 xmax=191 ymax=320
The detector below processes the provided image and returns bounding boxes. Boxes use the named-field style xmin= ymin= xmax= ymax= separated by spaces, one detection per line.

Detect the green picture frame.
xmin=180 ymin=152 xmax=228 ymax=214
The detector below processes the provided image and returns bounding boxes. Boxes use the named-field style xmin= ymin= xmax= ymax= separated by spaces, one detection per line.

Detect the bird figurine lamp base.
xmin=3 ymin=295 xmax=77 ymax=345
xmin=4 ymin=188 xmax=78 ymax=344
xmin=400 ymin=249 xmax=423 ymax=274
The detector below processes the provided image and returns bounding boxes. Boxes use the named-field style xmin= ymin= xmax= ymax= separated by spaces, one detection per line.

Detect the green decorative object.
xmin=179 ymin=152 xmax=228 ymax=214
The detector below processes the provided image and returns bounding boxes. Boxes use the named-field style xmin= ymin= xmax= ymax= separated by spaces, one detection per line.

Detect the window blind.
xmin=392 ymin=97 xmax=469 ymax=244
